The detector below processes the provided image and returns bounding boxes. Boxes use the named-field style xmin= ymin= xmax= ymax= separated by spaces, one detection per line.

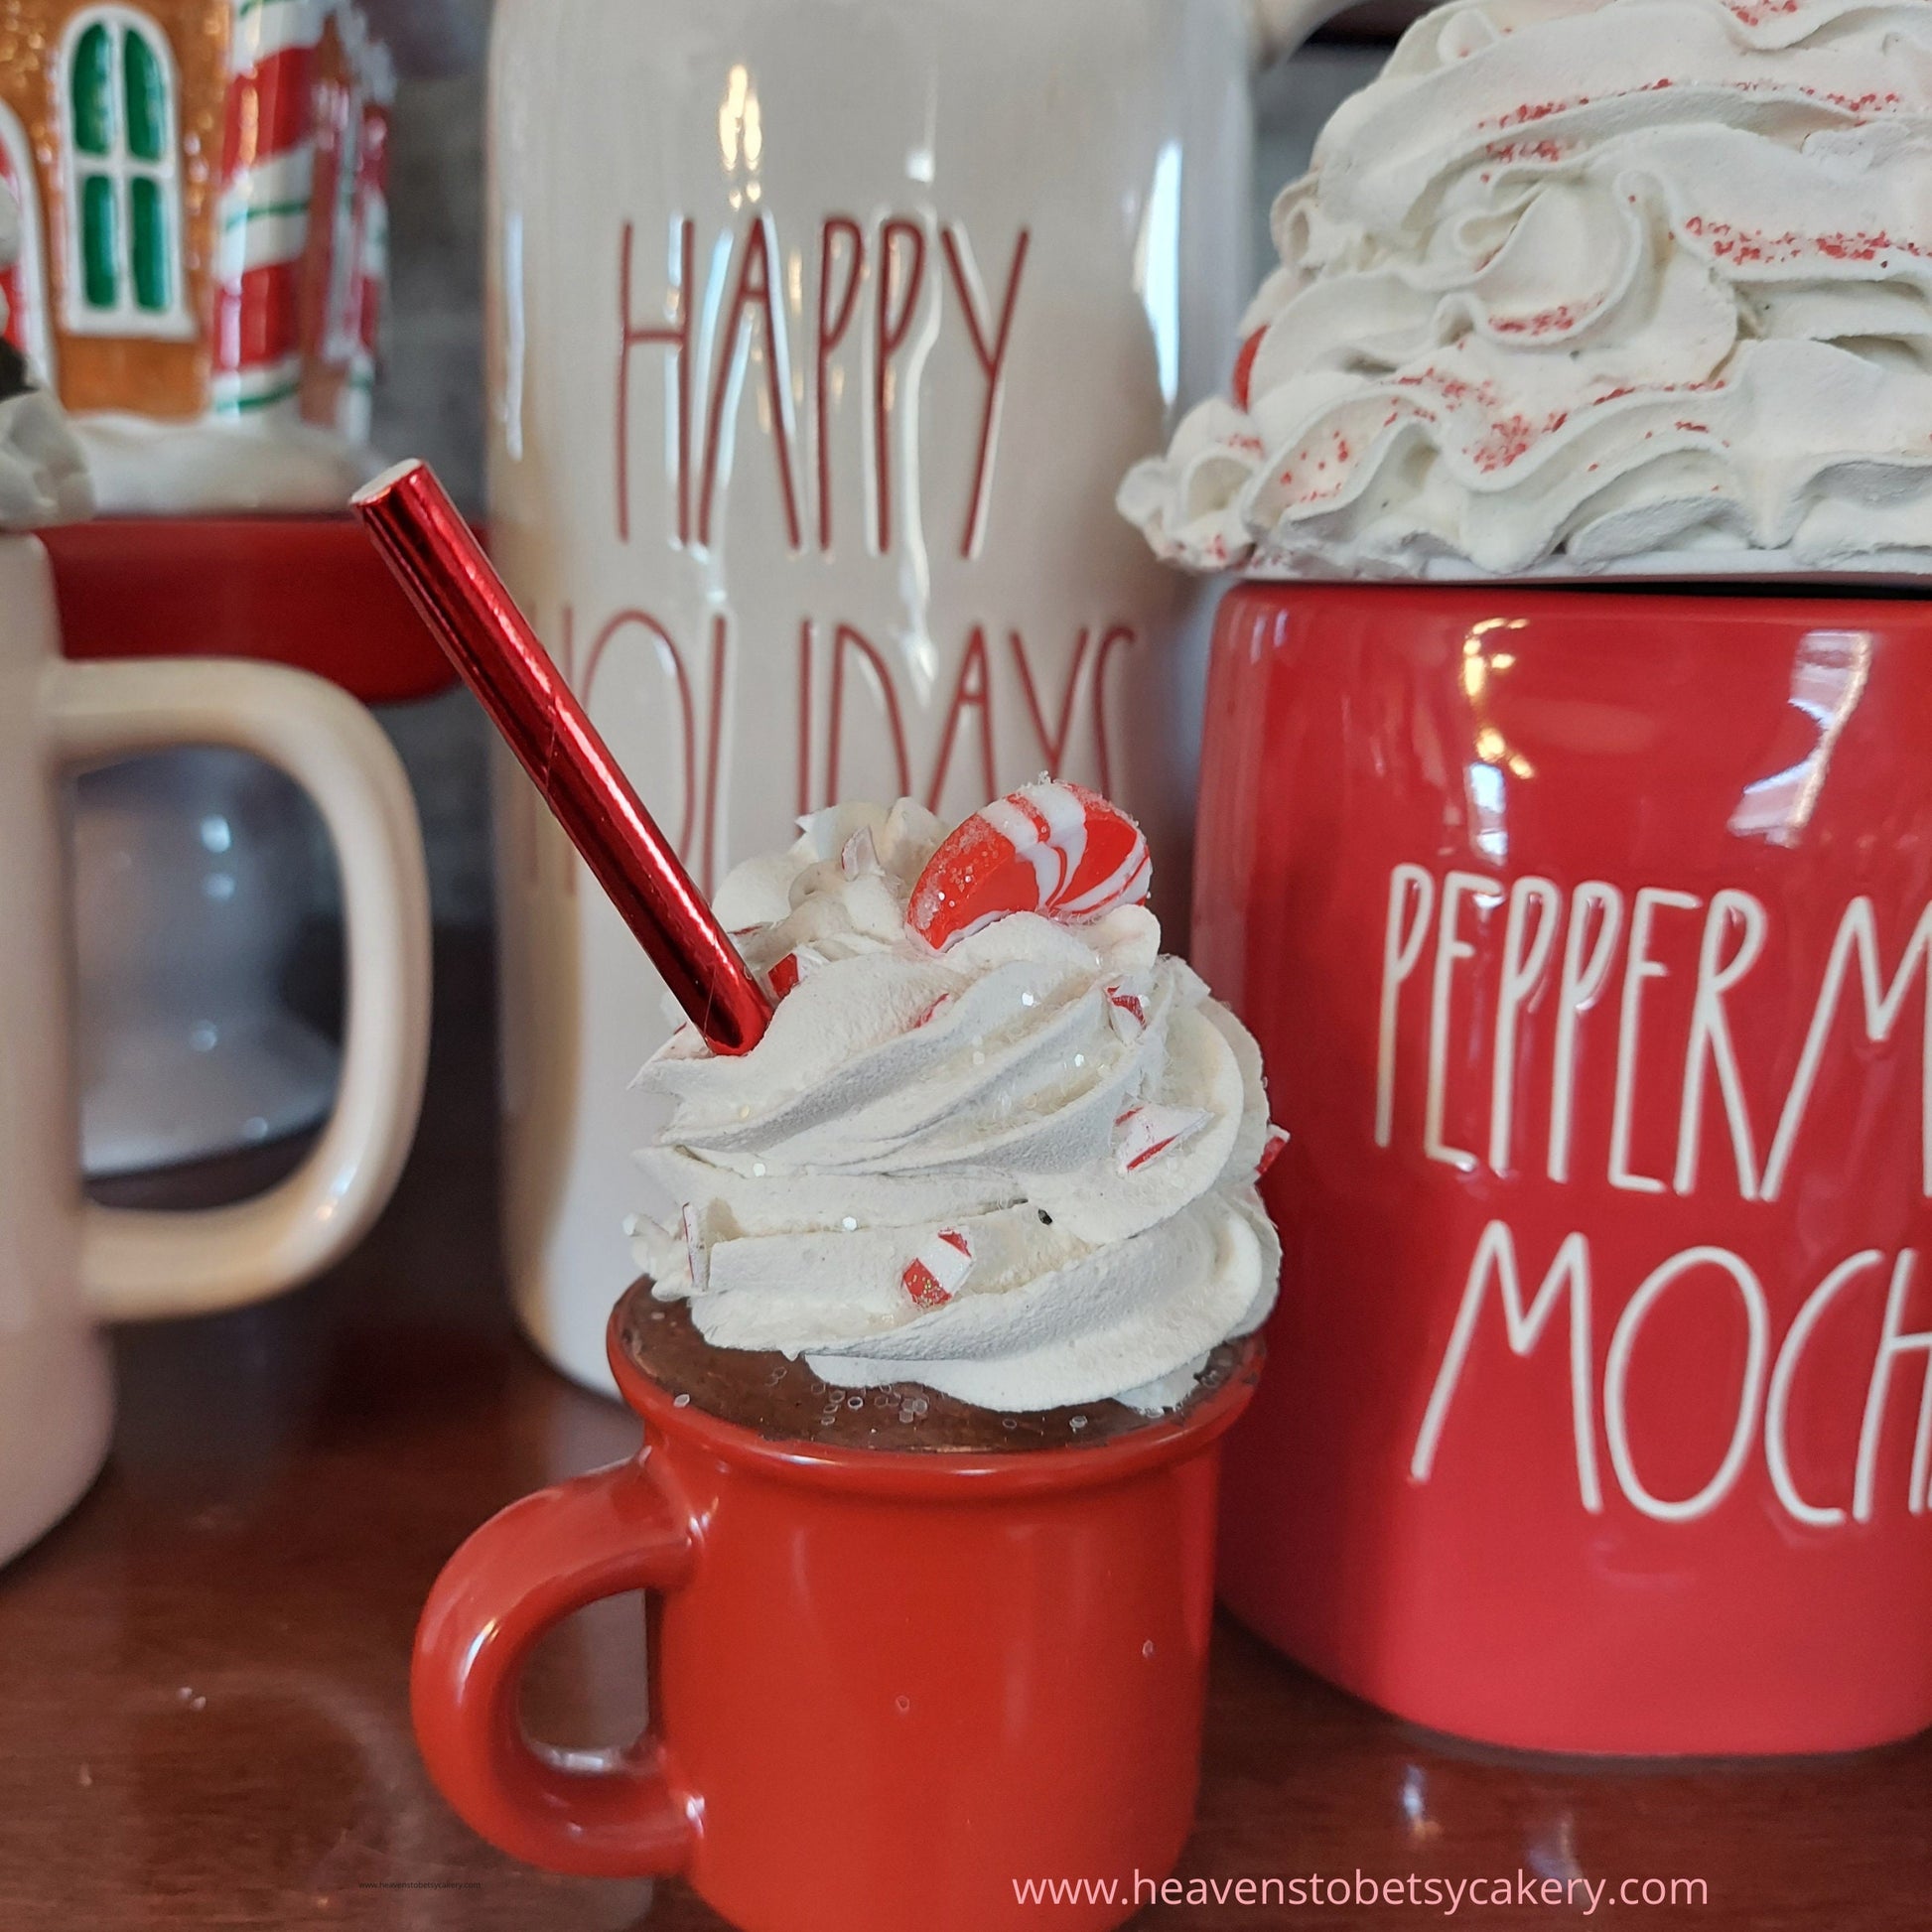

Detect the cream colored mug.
xmin=484 ymin=0 xmax=1347 ymax=1392
xmin=0 ymin=532 xmax=432 ymax=1566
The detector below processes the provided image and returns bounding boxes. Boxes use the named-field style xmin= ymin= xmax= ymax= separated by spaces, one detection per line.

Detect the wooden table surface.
xmin=2 ymin=936 xmax=1927 ymax=1930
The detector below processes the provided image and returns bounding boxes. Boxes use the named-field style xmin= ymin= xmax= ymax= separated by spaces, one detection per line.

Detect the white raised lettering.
xmin=1427 ymin=871 xmax=1501 ymax=1173
xmin=1674 ymin=889 xmax=1768 ymax=1199
xmin=1765 ymin=1250 xmax=1884 ymax=1529
xmin=1854 ymin=1250 xmax=1932 ymax=1522
xmin=1489 ymin=876 xmax=1562 ymax=1177
xmin=1604 ymin=1247 xmax=1768 ymax=1524
xmin=1411 ymin=1220 xmax=1601 ymax=1512
xmin=1549 ymin=882 xmax=1624 ymax=1184
xmin=1376 ymin=865 xmax=1436 ymax=1150
xmin=1609 ymin=889 xmax=1701 ymax=1194
xmin=1764 ymin=898 xmax=1932 ymax=1201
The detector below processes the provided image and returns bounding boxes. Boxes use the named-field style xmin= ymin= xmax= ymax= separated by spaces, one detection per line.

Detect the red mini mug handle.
xmin=410 ymin=1453 xmax=699 ymax=1876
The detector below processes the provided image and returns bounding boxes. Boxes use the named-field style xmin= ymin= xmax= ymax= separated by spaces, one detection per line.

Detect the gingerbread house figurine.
xmin=0 ymin=0 xmax=392 ymax=508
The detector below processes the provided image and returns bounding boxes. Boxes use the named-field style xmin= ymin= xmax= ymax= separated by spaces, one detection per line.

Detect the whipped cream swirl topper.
xmin=0 ymin=184 xmax=89 ymax=529
xmin=1121 ymin=0 xmax=1932 ymax=580
xmin=630 ymin=786 xmax=1283 ymax=1416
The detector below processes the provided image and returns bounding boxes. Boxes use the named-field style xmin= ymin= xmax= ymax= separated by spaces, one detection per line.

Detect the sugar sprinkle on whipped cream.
xmin=1121 ymin=0 xmax=1932 ymax=579
xmin=629 ymin=793 xmax=1282 ymax=1417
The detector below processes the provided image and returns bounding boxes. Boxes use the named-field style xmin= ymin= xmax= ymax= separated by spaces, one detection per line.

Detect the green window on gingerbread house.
xmin=63 ymin=8 xmax=186 ymax=335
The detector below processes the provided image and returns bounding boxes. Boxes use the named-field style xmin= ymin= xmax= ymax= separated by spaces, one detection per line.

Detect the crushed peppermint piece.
xmin=901 ymin=1227 xmax=974 ymax=1311
xmin=1115 ymin=1105 xmax=1211 ymax=1174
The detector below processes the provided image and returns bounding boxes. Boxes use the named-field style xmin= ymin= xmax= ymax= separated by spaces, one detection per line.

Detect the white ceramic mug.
xmin=484 ymin=0 xmax=1364 ymax=1391
xmin=0 ymin=532 xmax=432 ymax=1565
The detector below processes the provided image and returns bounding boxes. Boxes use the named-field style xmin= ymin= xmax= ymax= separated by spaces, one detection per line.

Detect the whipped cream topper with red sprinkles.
xmin=1120 ymin=0 xmax=1932 ymax=579
xmin=628 ymin=793 xmax=1282 ymax=1417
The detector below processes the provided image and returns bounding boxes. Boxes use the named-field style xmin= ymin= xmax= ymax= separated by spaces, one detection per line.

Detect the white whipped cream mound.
xmin=630 ymin=800 xmax=1281 ymax=1417
xmin=0 ymin=391 xmax=92 ymax=527
xmin=0 ymin=183 xmax=90 ymax=528
xmin=71 ymin=414 xmax=380 ymax=516
xmin=1122 ymin=0 xmax=1932 ymax=579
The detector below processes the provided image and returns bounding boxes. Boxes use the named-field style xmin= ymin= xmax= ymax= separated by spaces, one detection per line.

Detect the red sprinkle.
xmin=1470 ymin=408 xmax=1570 ymax=475
xmin=1486 ymin=137 xmax=1568 ymax=165
xmin=1482 ymin=97 xmax=1587 ymax=131
xmin=1232 ymin=329 xmax=1266 ymax=411
xmin=1683 ymin=214 xmax=1922 ymax=267
xmin=1490 ymin=302 xmax=1591 ymax=339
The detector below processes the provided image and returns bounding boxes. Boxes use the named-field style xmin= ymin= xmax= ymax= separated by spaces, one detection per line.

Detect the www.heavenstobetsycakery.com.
xmin=1012 ymin=1870 xmax=1711 ymax=1914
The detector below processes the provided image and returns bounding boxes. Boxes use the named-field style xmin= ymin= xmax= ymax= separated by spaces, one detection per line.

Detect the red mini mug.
xmin=411 ymin=1286 xmax=1261 ymax=1930
xmin=1195 ymin=581 xmax=1932 ymax=1757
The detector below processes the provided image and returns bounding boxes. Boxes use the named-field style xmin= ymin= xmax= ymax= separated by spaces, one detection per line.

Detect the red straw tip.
xmin=351 ymin=458 xmax=429 ymax=510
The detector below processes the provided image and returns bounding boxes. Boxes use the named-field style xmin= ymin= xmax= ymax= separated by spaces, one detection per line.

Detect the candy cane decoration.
xmin=212 ymin=0 xmax=322 ymax=417
xmin=0 ymin=110 xmax=52 ymax=384
xmin=907 ymin=782 xmax=1152 ymax=952
xmin=0 ymin=163 xmax=25 ymax=373
xmin=343 ymin=74 xmax=391 ymax=444
xmin=212 ymin=0 xmax=391 ymax=427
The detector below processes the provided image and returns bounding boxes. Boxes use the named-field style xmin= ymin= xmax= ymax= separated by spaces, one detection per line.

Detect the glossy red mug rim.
xmin=610 ymin=1282 xmax=1264 ymax=1500
xmin=1223 ymin=577 xmax=1920 ymax=621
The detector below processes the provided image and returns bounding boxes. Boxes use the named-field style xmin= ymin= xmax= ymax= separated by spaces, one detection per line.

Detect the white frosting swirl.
xmin=0 ymin=391 xmax=93 ymax=528
xmin=1122 ymin=0 xmax=1932 ymax=578
xmin=0 ymin=183 xmax=89 ymax=530
xmin=629 ymin=801 xmax=1281 ymax=1416
xmin=70 ymin=414 xmax=374 ymax=516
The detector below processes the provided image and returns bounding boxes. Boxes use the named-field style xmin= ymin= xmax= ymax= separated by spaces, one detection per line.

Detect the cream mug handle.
xmin=1249 ymin=0 xmax=1353 ymax=64
xmin=43 ymin=656 xmax=433 ymax=1321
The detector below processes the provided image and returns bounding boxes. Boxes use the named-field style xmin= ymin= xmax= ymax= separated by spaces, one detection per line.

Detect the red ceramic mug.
xmin=412 ymin=1284 xmax=1261 ymax=1930
xmin=1194 ymin=581 xmax=1932 ymax=1757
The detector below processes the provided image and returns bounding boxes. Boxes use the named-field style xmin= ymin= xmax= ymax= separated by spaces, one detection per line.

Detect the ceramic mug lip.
xmin=604 ymin=1281 xmax=1264 ymax=1502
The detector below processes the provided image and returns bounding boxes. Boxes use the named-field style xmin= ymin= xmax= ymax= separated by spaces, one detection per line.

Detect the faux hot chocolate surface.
xmin=617 ymin=1287 xmax=1249 ymax=1453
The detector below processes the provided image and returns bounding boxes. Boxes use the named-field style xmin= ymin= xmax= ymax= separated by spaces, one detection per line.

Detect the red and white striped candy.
xmin=901 ymin=1227 xmax=973 ymax=1311
xmin=1105 ymin=977 xmax=1152 ymax=1041
xmin=1115 ymin=1105 xmax=1208 ymax=1174
xmin=906 ymin=782 xmax=1151 ymax=952
xmin=766 ymin=943 xmax=826 ymax=1001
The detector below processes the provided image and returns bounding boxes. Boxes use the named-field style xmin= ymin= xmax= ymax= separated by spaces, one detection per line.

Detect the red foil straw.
xmin=351 ymin=460 xmax=771 ymax=1057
